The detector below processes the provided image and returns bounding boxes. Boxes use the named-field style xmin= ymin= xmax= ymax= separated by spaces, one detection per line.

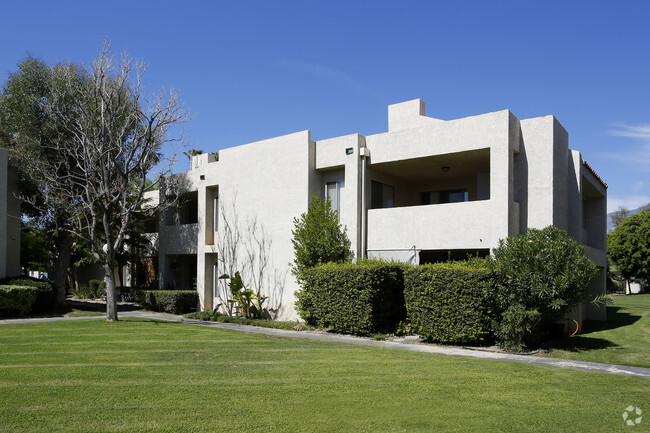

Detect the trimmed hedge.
xmin=0 ymin=277 xmax=56 ymax=315
xmin=296 ymin=260 xmax=406 ymax=335
xmin=134 ymin=290 xmax=198 ymax=314
xmin=0 ymin=286 xmax=38 ymax=317
xmin=404 ymin=261 xmax=490 ymax=344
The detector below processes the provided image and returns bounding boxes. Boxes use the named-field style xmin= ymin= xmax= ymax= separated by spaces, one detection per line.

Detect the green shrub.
xmin=291 ymin=195 xmax=353 ymax=278
xmin=0 ymin=285 xmax=38 ymax=317
xmin=87 ymin=279 xmax=106 ymax=299
xmin=134 ymin=290 xmax=198 ymax=314
xmin=0 ymin=277 xmax=55 ymax=313
xmin=116 ymin=286 xmax=138 ymax=302
xmin=73 ymin=285 xmax=96 ymax=299
xmin=184 ymin=311 xmax=312 ymax=330
xmin=486 ymin=226 xmax=598 ymax=350
xmin=496 ymin=304 xmax=542 ymax=350
xmin=296 ymin=260 xmax=406 ymax=335
xmin=403 ymin=260 xmax=490 ymax=344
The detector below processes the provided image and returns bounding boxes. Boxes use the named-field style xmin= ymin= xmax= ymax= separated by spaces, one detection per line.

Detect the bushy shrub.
xmin=116 ymin=286 xmax=138 ymax=302
xmin=134 ymin=290 xmax=198 ymax=314
xmin=0 ymin=285 xmax=38 ymax=317
xmin=1 ymin=277 xmax=55 ymax=313
xmin=88 ymin=279 xmax=107 ymax=299
xmin=296 ymin=260 xmax=406 ymax=335
xmin=403 ymin=260 xmax=490 ymax=344
xmin=486 ymin=226 xmax=598 ymax=350
xmin=73 ymin=285 xmax=96 ymax=299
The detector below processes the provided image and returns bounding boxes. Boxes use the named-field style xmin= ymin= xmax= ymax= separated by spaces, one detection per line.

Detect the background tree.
xmin=0 ymin=56 xmax=83 ymax=305
xmin=291 ymin=195 xmax=353 ymax=278
xmin=20 ymin=221 xmax=52 ymax=275
xmin=25 ymin=41 xmax=188 ymax=320
xmin=608 ymin=210 xmax=650 ymax=291
xmin=609 ymin=206 xmax=630 ymax=231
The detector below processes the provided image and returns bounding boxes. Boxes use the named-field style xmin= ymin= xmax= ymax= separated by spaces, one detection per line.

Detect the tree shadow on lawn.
xmin=58 ymin=299 xmax=144 ymax=314
xmin=541 ymin=306 xmax=641 ymax=353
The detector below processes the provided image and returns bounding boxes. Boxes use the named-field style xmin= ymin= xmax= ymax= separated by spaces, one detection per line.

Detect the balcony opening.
xmin=166 ymin=254 xmax=197 ymax=291
xmin=143 ymin=211 xmax=159 ymax=233
xmin=368 ymin=148 xmax=490 ymax=209
xmin=419 ymin=249 xmax=490 ymax=264
xmin=581 ymin=176 xmax=606 ymax=250
xmin=165 ymin=191 xmax=198 ymax=226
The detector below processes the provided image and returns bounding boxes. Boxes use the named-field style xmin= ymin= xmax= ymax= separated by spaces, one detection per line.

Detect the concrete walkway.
xmin=2 ymin=311 xmax=649 ymax=379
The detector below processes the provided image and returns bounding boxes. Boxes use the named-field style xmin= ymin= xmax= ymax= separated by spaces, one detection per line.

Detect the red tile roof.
xmin=583 ymin=160 xmax=608 ymax=189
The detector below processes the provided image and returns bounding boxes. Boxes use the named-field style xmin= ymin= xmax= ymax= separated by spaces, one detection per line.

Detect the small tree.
xmin=608 ymin=210 xmax=650 ymax=290
xmin=291 ymin=195 xmax=353 ymax=278
xmin=486 ymin=226 xmax=597 ymax=349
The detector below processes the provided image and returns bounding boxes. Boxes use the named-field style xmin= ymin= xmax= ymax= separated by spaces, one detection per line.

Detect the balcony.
xmin=367 ymin=200 xmax=499 ymax=253
xmin=160 ymin=223 xmax=198 ymax=255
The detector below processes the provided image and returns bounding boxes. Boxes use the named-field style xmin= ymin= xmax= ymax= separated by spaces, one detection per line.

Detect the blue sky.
xmin=1 ymin=0 xmax=649 ymax=212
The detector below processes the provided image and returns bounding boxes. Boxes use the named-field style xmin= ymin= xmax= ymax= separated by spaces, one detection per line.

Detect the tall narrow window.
xmin=213 ymin=262 xmax=219 ymax=298
xmin=325 ymin=180 xmax=345 ymax=220
xmin=213 ymin=194 xmax=219 ymax=233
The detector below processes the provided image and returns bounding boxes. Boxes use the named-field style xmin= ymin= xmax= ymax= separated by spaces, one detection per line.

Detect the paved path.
xmin=2 ymin=311 xmax=649 ymax=379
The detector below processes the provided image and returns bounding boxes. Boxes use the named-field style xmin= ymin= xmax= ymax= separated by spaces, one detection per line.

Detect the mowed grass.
xmin=543 ymin=294 xmax=650 ymax=368
xmin=0 ymin=319 xmax=648 ymax=433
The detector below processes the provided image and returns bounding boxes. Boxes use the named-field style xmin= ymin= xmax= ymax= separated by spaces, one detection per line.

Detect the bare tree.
xmin=34 ymin=41 xmax=188 ymax=320
xmin=610 ymin=206 xmax=630 ymax=230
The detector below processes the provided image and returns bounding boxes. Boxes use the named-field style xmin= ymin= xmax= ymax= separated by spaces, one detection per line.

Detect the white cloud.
xmin=604 ymin=123 xmax=650 ymax=169
xmin=607 ymin=195 xmax=650 ymax=213
xmin=608 ymin=123 xmax=650 ymax=139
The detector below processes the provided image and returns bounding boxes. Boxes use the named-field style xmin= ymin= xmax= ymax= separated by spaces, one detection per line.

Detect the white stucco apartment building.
xmin=143 ymin=99 xmax=607 ymax=322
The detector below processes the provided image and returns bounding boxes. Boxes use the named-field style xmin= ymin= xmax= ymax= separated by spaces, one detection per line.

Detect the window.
xmin=419 ymin=189 xmax=468 ymax=205
xmin=371 ymin=180 xmax=395 ymax=209
xmin=325 ymin=180 xmax=345 ymax=220
xmin=213 ymin=194 xmax=219 ymax=232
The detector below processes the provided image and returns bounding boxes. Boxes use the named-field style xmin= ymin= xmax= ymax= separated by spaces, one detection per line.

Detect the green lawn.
xmin=542 ymin=294 xmax=650 ymax=368
xmin=0 ymin=319 xmax=648 ymax=432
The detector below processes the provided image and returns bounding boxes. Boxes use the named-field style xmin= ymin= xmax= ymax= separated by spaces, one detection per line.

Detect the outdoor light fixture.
xmin=441 ymin=166 xmax=450 ymax=172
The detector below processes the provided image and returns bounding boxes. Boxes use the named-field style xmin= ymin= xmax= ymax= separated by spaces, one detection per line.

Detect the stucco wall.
xmin=214 ymin=130 xmax=315 ymax=320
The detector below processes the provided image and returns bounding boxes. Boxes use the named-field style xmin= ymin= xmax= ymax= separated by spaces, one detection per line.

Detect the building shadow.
xmin=542 ymin=306 xmax=641 ymax=353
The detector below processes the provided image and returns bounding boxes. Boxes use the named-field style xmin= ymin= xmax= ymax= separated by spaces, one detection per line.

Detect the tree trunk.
xmin=53 ymin=232 xmax=74 ymax=306
xmin=117 ymin=263 xmax=124 ymax=288
xmin=104 ymin=260 xmax=118 ymax=321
